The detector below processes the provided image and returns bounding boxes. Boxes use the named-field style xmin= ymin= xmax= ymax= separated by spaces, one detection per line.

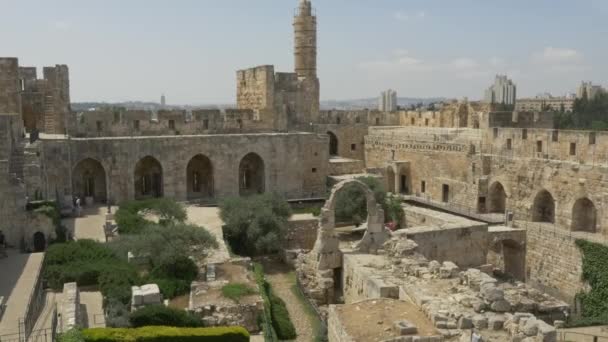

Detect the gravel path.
xmin=263 ymin=260 xmax=314 ymax=342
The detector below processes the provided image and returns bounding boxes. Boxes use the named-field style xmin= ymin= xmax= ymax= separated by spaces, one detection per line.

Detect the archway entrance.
xmin=386 ymin=167 xmax=396 ymax=193
xmin=487 ymin=239 xmax=525 ymax=281
xmin=532 ymin=190 xmax=555 ymax=223
xmin=33 ymin=232 xmax=46 ymax=252
xmin=187 ymin=155 xmax=214 ymax=200
xmin=572 ymin=198 xmax=597 ymax=232
xmin=327 ymin=131 xmax=338 ymax=156
xmin=239 ymin=153 xmax=265 ymax=196
xmin=72 ymin=158 xmax=107 ymax=203
xmin=488 ymin=182 xmax=507 ymax=214
xmin=134 ymin=156 xmax=163 ymax=199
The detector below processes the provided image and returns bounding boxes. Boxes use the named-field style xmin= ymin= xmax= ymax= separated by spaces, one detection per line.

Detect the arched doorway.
xmin=327 ymin=131 xmax=338 ymax=156
xmin=488 ymin=182 xmax=507 ymax=214
xmin=33 ymin=232 xmax=46 ymax=252
xmin=239 ymin=153 xmax=265 ymax=196
xmin=572 ymin=198 xmax=597 ymax=232
xmin=532 ymin=190 xmax=555 ymax=223
xmin=398 ymin=168 xmax=409 ymax=194
xmin=187 ymin=155 xmax=214 ymax=200
xmin=487 ymin=239 xmax=525 ymax=281
xmin=386 ymin=167 xmax=396 ymax=193
xmin=134 ymin=156 xmax=163 ymax=199
xmin=72 ymin=158 xmax=107 ymax=203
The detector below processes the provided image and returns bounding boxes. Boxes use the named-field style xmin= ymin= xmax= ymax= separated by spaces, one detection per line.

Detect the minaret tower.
xmin=294 ymin=0 xmax=317 ymax=79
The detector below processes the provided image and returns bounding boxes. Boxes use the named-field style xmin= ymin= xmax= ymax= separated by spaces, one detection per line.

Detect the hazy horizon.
xmin=2 ymin=0 xmax=607 ymax=104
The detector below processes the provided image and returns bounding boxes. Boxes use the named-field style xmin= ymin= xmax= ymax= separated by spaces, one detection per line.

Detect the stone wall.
xmin=286 ymin=215 xmax=318 ymax=250
xmin=36 ymin=132 xmax=328 ymax=204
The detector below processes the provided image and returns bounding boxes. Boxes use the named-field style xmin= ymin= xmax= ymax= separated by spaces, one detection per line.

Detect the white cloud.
xmin=359 ymin=52 xmax=433 ymax=72
xmin=532 ymin=47 xmax=583 ymax=64
xmin=394 ymin=10 xmax=426 ymax=22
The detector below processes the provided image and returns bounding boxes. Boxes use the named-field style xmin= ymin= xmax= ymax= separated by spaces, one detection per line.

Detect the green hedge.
xmin=571 ymin=239 xmax=608 ymax=326
xmin=129 ymin=305 xmax=202 ymax=328
xmin=115 ymin=199 xmax=186 ymax=234
xmin=253 ymin=263 xmax=296 ymax=340
xmin=82 ymin=326 xmax=249 ymax=342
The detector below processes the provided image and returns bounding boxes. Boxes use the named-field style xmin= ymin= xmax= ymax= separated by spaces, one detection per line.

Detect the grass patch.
xmin=221 ymin=283 xmax=257 ymax=303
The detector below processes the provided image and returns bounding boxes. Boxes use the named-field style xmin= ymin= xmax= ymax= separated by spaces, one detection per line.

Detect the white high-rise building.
xmin=379 ymin=89 xmax=397 ymax=112
xmin=160 ymin=94 xmax=166 ymax=108
xmin=484 ymin=75 xmax=517 ymax=106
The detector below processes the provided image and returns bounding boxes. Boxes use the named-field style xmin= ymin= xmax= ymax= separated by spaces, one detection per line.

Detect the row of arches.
xmin=486 ymin=182 xmax=598 ymax=233
xmin=72 ymin=153 xmax=266 ymax=202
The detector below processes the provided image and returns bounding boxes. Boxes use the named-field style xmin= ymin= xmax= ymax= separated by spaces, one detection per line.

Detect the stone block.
xmin=131 ymin=286 xmax=143 ymax=306
xmin=458 ymin=316 xmax=473 ymax=329
xmin=491 ymin=299 xmax=511 ymax=312
xmin=522 ymin=318 xmax=538 ymax=336
xmin=394 ymin=320 xmax=418 ymax=335
xmin=472 ymin=315 xmax=488 ymax=329
xmin=536 ymin=320 xmax=557 ymax=342
xmin=489 ymin=315 xmax=505 ymax=330
xmin=140 ymin=284 xmax=162 ymax=305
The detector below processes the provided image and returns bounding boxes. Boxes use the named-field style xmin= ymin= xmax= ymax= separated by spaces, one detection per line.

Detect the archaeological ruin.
xmin=1 ymin=0 xmax=607 ymax=341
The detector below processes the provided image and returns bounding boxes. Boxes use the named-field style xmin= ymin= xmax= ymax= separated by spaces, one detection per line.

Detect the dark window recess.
xmin=421 ymin=181 xmax=426 ymax=193
xmin=552 ymin=130 xmax=559 ymax=142
xmin=375 ymin=117 xmax=380 ymax=125
xmin=589 ymin=132 xmax=596 ymax=145
xmin=570 ymin=143 xmax=576 ymax=156
xmin=537 ymin=141 xmax=543 ymax=153
xmin=169 ymin=120 xmax=175 ymax=130
xmin=96 ymin=121 xmax=102 ymax=132
xmin=522 ymin=129 xmax=528 ymax=140
xmin=312 ymin=168 xmax=317 ymax=173
xmin=507 ymin=139 xmax=512 ymax=150
xmin=134 ymin=120 xmax=140 ymax=130
xmin=203 ymin=119 xmax=209 ymax=130
xmin=351 ymin=144 xmax=356 ymax=151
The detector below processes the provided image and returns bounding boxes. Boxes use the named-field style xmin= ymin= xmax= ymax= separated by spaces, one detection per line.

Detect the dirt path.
xmin=263 ymin=259 xmax=314 ymax=342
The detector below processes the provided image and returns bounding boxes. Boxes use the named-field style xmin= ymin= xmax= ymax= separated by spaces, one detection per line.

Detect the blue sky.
xmin=1 ymin=0 xmax=607 ymax=104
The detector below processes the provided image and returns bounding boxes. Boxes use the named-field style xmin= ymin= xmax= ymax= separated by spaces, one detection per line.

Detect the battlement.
xmin=317 ymin=109 xmax=400 ymax=126
xmin=73 ymin=108 xmax=266 ymax=137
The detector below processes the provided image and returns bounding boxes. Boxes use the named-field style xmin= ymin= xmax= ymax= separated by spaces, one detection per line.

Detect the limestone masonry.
xmin=1 ymin=0 xmax=607 ymax=340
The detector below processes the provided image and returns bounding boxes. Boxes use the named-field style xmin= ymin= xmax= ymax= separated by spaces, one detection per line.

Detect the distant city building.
xmin=515 ymin=96 xmax=575 ymax=113
xmin=379 ymin=89 xmax=397 ymax=112
xmin=160 ymin=94 xmax=166 ymax=108
xmin=576 ymin=81 xmax=605 ymax=100
xmin=484 ymin=75 xmax=517 ymax=106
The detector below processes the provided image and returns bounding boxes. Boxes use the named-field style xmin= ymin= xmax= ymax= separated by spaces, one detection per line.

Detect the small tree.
xmin=220 ymin=193 xmax=292 ymax=256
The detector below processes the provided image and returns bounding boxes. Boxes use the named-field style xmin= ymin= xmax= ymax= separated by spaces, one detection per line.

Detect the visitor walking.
xmin=75 ymin=196 xmax=82 ymax=217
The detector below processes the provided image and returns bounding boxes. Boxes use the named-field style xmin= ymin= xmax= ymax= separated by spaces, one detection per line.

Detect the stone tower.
xmin=292 ymin=0 xmax=320 ymax=125
xmin=294 ymin=0 xmax=317 ymax=78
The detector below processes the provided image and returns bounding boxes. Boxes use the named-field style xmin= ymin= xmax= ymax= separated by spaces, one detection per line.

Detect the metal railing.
xmin=558 ymin=330 xmax=608 ymax=342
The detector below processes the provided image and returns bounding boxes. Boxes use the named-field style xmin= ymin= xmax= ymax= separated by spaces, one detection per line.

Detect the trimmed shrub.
xmin=268 ymin=289 xmax=296 ymax=339
xmin=57 ymin=329 xmax=85 ymax=342
xmin=82 ymin=326 xmax=249 ymax=342
xmin=129 ymin=305 xmax=202 ymax=328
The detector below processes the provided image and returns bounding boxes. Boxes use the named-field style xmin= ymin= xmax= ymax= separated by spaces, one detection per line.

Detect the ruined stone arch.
xmin=571 ymin=197 xmax=597 ymax=233
xmin=531 ymin=189 xmax=555 ymax=223
xmin=307 ymin=179 xmax=390 ymax=304
xmin=72 ymin=158 xmax=107 ymax=203
xmin=488 ymin=181 xmax=507 ymax=214
xmin=134 ymin=156 xmax=163 ymax=199
xmin=239 ymin=152 xmax=265 ymax=196
xmin=186 ymin=154 xmax=214 ymax=200
xmin=327 ymin=131 xmax=338 ymax=156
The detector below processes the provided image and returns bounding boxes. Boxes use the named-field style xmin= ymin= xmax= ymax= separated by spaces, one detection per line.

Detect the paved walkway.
xmin=81 ymin=291 xmax=105 ymax=328
xmin=263 ymin=260 xmax=314 ymax=342
xmin=185 ymin=206 xmax=231 ymax=264
xmin=63 ymin=205 xmax=113 ymax=242
xmin=0 ymin=250 xmax=44 ymax=335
